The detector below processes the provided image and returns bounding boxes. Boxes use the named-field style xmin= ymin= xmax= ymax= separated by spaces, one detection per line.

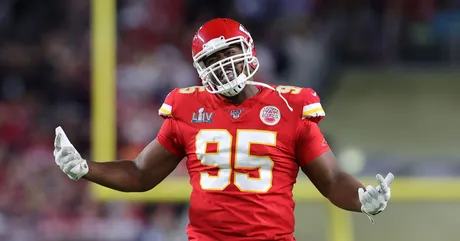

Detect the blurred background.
xmin=1 ymin=0 xmax=460 ymax=240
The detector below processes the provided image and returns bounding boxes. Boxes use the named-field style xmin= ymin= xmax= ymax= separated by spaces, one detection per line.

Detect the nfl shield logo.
xmin=230 ymin=109 xmax=243 ymax=119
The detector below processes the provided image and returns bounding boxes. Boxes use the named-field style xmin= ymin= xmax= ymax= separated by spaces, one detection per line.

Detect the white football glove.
xmin=358 ymin=173 xmax=394 ymax=223
xmin=53 ymin=126 xmax=89 ymax=180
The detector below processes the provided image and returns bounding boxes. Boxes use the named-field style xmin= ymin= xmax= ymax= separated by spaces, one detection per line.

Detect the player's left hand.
xmin=358 ymin=173 xmax=394 ymax=222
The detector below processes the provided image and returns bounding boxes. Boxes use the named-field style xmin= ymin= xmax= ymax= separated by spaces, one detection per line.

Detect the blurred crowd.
xmin=0 ymin=0 xmax=459 ymax=240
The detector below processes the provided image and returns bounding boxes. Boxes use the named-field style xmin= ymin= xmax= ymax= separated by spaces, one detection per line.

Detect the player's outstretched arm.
xmin=84 ymin=139 xmax=181 ymax=192
xmin=296 ymin=121 xmax=394 ymax=218
xmin=301 ymin=151 xmax=364 ymax=212
xmin=53 ymin=126 xmax=181 ymax=192
xmin=302 ymin=154 xmax=394 ymax=222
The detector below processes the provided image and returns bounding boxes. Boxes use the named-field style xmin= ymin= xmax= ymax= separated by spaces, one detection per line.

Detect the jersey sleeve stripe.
xmin=158 ymin=103 xmax=172 ymax=116
xmin=302 ymin=103 xmax=325 ymax=118
xmin=303 ymin=108 xmax=324 ymax=116
xmin=303 ymin=103 xmax=322 ymax=112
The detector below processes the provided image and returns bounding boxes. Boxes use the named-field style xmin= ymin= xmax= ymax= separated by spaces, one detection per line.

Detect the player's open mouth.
xmin=217 ymin=69 xmax=235 ymax=84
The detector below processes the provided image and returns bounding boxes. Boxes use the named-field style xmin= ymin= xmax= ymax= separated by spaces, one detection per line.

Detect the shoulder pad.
xmin=275 ymin=85 xmax=325 ymax=122
xmin=158 ymin=89 xmax=176 ymax=118
xmin=299 ymin=88 xmax=325 ymax=121
xmin=158 ymin=86 xmax=207 ymax=119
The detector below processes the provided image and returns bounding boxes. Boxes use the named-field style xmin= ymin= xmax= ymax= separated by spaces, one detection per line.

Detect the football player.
xmin=54 ymin=18 xmax=394 ymax=240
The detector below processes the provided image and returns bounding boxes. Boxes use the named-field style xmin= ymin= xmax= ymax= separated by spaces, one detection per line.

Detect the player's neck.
xmin=224 ymin=85 xmax=259 ymax=105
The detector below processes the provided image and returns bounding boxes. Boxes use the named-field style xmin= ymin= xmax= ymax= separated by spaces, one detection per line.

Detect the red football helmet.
xmin=192 ymin=18 xmax=259 ymax=97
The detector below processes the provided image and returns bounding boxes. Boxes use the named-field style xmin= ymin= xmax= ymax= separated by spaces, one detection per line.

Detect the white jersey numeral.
xmin=195 ymin=129 xmax=276 ymax=193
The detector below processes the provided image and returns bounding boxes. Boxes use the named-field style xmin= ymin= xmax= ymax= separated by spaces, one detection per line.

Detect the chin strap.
xmin=247 ymin=81 xmax=294 ymax=111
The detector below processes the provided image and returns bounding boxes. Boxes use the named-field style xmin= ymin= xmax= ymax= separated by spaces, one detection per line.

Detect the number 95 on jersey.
xmin=196 ymin=129 xmax=277 ymax=193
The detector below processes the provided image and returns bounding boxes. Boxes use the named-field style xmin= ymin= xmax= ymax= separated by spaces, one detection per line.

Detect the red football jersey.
xmin=156 ymin=85 xmax=330 ymax=241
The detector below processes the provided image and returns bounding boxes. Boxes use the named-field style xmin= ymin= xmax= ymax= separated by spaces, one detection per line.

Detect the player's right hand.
xmin=53 ymin=126 xmax=89 ymax=180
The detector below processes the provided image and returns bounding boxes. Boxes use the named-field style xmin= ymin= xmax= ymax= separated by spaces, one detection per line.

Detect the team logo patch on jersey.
xmin=192 ymin=107 xmax=214 ymax=123
xmin=260 ymin=106 xmax=281 ymax=126
xmin=230 ymin=109 xmax=243 ymax=119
